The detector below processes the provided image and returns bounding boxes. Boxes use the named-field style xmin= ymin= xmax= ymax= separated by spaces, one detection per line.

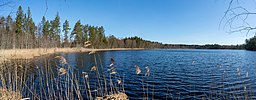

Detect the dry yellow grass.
xmin=0 ymin=48 xmax=135 ymax=100
xmin=0 ymin=88 xmax=22 ymax=100
xmin=96 ymin=92 xmax=128 ymax=100
xmin=0 ymin=48 xmax=144 ymax=62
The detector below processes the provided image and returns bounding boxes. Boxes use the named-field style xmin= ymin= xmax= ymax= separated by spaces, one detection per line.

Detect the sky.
xmin=1 ymin=0 xmax=256 ymax=45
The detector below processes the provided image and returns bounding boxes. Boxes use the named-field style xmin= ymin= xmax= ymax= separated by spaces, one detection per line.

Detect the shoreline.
xmin=0 ymin=48 xmax=144 ymax=61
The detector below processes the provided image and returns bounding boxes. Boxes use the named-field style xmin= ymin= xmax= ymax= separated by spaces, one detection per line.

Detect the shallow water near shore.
xmin=3 ymin=49 xmax=256 ymax=99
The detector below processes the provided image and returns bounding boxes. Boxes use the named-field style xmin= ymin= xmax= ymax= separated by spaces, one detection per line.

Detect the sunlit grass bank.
xmin=0 ymin=48 xmax=144 ymax=60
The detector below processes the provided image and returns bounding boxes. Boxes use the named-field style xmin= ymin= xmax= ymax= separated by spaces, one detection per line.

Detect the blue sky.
xmin=2 ymin=0 xmax=256 ymax=45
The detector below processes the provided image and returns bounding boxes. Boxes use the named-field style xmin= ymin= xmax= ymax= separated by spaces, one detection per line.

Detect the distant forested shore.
xmin=0 ymin=6 xmax=163 ymax=49
xmin=0 ymin=6 xmax=251 ymax=50
xmin=162 ymin=44 xmax=245 ymax=50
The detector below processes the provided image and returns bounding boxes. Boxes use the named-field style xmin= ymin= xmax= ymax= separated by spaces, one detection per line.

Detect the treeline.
xmin=163 ymin=44 xmax=244 ymax=49
xmin=108 ymin=36 xmax=163 ymax=48
xmin=0 ymin=6 xmax=249 ymax=50
xmin=0 ymin=6 xmax=163 ymax=49
xmin=196 ymin=44 xmax=244 ymax=49
xmin=245 ymin=36 xmax=256 ymax=51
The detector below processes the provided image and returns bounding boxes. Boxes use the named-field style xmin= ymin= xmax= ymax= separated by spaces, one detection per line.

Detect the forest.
xmin=0 ymin=6 xmax=249 ymax=50
xmin=245 ymin=36 xmax=256 ymax=51
xmin=163 ymin=44 xmax=244 ymax=49
xmin=0 ymin=6 xmax=163 ymax=49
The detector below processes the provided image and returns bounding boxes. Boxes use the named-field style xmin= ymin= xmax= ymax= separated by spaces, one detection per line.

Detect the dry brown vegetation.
xmin=0 ymin=44 xmax=149 ymax=100
xmin=0 ymin=88 xmax=22 ymax=100
xmin=0 ymin=48 xmax=144 ymax=61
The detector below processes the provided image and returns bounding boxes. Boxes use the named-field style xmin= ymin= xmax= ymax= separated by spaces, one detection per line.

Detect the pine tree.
xmin=71 ymin=20 xmax=83 ymax=47
xmin=49 ymin=13 xmax=61 ymax=47
xmin=83 ymin=24 xmax=89 ymax=44
xmin=23 ymin=13 xmax=28 ymax=48
xmin=98 ymin=26 xmax=104 ymax=48
xmin=27 ymin=7 xmax=36 ymax=48
xmin=41 ymin=16 xmax=46 ymax=28
xmin=6 ymin=15 xmax=12 ymax=49
xmin=89 ymin=26 xmax=96 ymax=47
xmin=43 ymin=20 xmax=50 ymax=39
xmin=62 ymin=20 xmax=70 ymax=47
xmin=43 ymin=20 xmax=50 ymax=48
xmin=15 ymin=6 xmax=24 ymax=48
xmin=0 ymin=17 xmax=5 ymax=49
xmin=37 ymin=16 xmax=46 ymax=48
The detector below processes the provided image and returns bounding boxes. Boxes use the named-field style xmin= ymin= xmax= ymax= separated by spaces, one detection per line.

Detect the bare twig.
xmin=220 ymin=0 xmax=256 ymax=36
xmin=44 ymin=0 xmax=48 ymax=16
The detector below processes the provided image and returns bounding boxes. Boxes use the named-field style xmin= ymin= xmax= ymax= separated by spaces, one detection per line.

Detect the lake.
xmin=5 ymin=49 xmax=256 ymax=99
xmin=46 ymin=49 xmax=256 ymax=99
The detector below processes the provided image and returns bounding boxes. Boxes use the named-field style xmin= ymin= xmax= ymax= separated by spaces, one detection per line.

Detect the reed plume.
xmin=84 ymin=44 xmax=91 ymax=48
xmin=110 ymin=71 xmax=117 ymax=75
xmin=55 ymin=56 xmax=68 ymax=64
xmin=84 ymin=41 xmax=91 ymax=45
xmin=90 ymin=66 xmax=97 ymax=71
xmin=135 ymin=65 xmax=141 ymax=75
xmin=109 ymin=63 xmax=114 ymax=67
xmin=82 ymin=72 xmax=89 ymax=79
xmin=237 ymin=68 xmax=241 ymax=76
xmin=145 ymin=66 xmax=150 ymax=76
xmin=84 ymin=41 xmax=91 ymax=48
xmin=117 ymin=80 xmax=122 ymax=84
xmin=58 ymin=68 xmax=67 ymax=75
xmin=246 ymin=65 xmax=248 ymax=78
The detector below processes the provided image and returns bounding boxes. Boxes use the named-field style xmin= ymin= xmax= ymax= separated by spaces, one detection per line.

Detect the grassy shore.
xmin=0 ymin=48 xmax=144 ymax=61
xmin=0 ymin=47 xmax=135 ymax=100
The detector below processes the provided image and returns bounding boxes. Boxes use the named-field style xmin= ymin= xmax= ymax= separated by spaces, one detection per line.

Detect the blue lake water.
xmin=35 ymin=49 xmax=256 ymax=99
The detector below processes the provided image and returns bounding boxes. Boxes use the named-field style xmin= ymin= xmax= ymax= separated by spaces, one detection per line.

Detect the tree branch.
xmin=220 ymin=0 xmax=256 ymax=36
xmin=44 ymin=0 xmax=48 ymax=16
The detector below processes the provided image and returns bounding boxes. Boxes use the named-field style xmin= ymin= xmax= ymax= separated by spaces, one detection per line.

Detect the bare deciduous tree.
xmin=221 ymin=0 xmax=256 ymax=36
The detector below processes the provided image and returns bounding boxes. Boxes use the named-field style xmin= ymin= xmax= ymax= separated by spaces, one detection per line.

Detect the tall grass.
xmin=0 ymin=55 xmax=129 ymax=99
xmin=0 ymin=41 xmax=136 ymax=99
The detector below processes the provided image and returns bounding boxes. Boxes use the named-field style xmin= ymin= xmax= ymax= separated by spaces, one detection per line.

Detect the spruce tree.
xmin=15 ymin=6 xmax=24 ymax=48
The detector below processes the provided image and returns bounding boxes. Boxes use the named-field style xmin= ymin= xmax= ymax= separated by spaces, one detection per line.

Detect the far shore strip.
xmin=0 ymin=48 xmax=144 ymax=60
